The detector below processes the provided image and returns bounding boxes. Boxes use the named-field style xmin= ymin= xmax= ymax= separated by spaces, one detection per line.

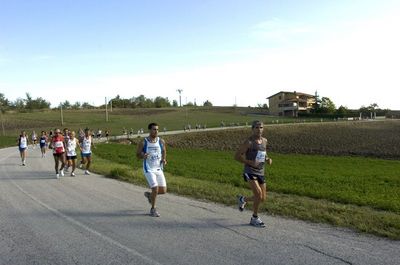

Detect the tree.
xmin=21 ymin=93 xmax=50 ymax=110
xmin=81 ymin=102 xmax=94 ymax=109
xmin=61 ymin=100 xmax=71 ymax=109
xmin=14 ymin=98 xmax=26 ymax=110
xmin=172 ymin=100 xmax=178 ymax=107
xmin=319 ymin=97 xmax=336 ymax=113
xmin=72 ymin=102 xmax=81 ymax=109
xmin=367 ymin=103 xmax=379 ymax=112
xmin=25 ymin=93 xmax=33 ymax=110
xmin=0 ymin=93 xmax=10 ymax=112
xmin=203 ymin=100 xmax=213 ymax=107
xmin=336 ymin=105 xmax=348 ymax=117
xmin=154 ymin=96 xmax=171 ymax=108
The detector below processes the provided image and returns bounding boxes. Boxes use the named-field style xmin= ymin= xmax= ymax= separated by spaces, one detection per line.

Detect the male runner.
xmin=136 ymin=123 xmax=167 ymax=217
xmin=235 ymin=120 xmax=272 ymax=227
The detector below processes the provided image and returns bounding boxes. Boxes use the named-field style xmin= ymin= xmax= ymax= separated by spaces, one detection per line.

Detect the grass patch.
xmin=91 ymin=143 xmax=400 ymax=239
xmin=0 ymin=136 xmax=17 ymax=148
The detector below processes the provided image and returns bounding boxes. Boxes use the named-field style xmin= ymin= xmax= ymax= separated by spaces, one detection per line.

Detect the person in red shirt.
xmin=50 ymin=128 xmax=66 ymax=179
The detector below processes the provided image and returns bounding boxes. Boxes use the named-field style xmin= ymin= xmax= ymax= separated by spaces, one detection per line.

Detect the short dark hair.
xmin=251 ymin=120 xmax=263 ymax=128
xmin=148 ymin=122 xmax=158 ymax=130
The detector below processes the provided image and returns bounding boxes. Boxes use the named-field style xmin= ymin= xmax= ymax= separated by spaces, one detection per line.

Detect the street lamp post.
xmin=177 ymin=89 xmax=183 ymax=107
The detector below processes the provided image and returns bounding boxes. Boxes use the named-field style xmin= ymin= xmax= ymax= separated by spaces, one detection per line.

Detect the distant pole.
xmin=177 ymin=89 xmax=183 ymax=107
xmin=0 ymin=104 xmax=5 ymax=136
xmin=110 ymin=99 xmax=113 ymax=112
xmin=105 ymin=97 xmax=109 ymax=122
xmin=60 ymin=103 xmax=64 ymax=126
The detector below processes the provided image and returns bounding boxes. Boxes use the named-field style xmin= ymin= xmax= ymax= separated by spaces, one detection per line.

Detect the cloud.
xmin=250 ymin=18 xmax=314 ymax=43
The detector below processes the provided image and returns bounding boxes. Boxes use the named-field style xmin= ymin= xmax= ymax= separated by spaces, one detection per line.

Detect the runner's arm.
xmin=160 ymin=139 xmax=167 ymax=165
xmin=234 ymin=140 xmax=258 ymax=168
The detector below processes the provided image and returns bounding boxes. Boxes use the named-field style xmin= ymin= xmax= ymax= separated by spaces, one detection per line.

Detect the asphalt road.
xmin=0 ymin=146 xmax=399 ymax=265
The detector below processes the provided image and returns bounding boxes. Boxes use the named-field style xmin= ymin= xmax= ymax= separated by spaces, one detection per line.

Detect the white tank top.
xmin=67 ymin=138 xmax=77 ymax=156
xmin=143 ymin=137 xmax=164 ymax=173
xmin=81 ymin=136 xmax=92 ymax=154
xmin=19 ymin=136 xmax=27 ymax=148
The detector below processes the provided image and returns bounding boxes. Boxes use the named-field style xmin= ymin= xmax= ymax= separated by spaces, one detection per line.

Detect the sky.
xmin=1 ymin=0 xmax=399 ymax=109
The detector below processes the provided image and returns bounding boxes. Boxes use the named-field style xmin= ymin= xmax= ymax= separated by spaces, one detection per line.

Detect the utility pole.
xmin=105 ymin=97 xmax=109 ymax=122
xmin=60 ymin=103 xmax=64 ymax=126
xmin=0 ymin=103 xmax=5 ymax=136
xmin=177 ymin=89 xmax=183 ymax=107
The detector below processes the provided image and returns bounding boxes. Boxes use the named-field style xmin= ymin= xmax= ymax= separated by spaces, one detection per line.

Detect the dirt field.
xmin=148 ymin=120 xmax=400 ymax=159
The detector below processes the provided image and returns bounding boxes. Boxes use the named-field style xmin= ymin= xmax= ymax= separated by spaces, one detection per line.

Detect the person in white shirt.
xmin=80 ymin=128 xmax=95 ymax=175
xmin=136 ymin=123 xmax=167 ymax=217
xmin=17 ymin=131 xmax=29 ymax=166
xmin=66 ymin=131 xmax=80 ymax=176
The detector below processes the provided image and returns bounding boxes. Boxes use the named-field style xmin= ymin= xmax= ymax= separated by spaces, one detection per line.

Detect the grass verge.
xmin=91 ymin=145 xmax=400 ymax=239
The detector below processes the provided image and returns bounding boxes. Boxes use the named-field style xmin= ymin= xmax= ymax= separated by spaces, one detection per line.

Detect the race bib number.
xmin=147 ymin=152 xmax=161 ymax=167
xmin=54 ymin=141 xmax=63 ymax=148
xmin=255 ymin=151 xmax=266 ymax=163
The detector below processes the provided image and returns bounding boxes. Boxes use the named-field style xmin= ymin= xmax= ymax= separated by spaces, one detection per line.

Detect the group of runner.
xmin=17 ymin=120 xmax=272 ymax=227
xmin=136 ymin=120 xmax=272 ymax=227
xmin=17 ymin=128 xmax=95 ymax=179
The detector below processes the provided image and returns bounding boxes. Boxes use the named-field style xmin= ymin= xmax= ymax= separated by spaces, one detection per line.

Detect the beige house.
xmin=267 ymin=91 xmax=316 ymax=116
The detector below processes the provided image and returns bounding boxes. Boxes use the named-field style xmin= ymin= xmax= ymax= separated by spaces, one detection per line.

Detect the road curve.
xmin=0 ymin=147 xmax=399 ymax=265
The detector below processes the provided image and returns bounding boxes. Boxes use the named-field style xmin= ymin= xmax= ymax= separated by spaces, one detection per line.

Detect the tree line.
xmin=0 ymin=93 xmax=214 ymax=112
xmin=303 ymin=95 xmax=389 ymax=118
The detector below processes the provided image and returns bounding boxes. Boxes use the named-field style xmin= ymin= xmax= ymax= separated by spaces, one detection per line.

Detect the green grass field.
xmin=91 ymin=143 xmax=400 ymax=239
xmin=0 ymin=106 xmax=317 ymax=137
xmin=0 ymin=136 xmax=17 ymax=148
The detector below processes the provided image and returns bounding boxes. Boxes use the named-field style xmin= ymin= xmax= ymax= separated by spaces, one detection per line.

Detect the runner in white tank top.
xmin=136 ymin=122 xmax=167 ymax=217
xmin=17 ymin=131 xmax=28 ymax=166
xmin=80 ymin=128 xmax=95 ymax=175
xmin=66 ymin=131 xmax=80 ymax=176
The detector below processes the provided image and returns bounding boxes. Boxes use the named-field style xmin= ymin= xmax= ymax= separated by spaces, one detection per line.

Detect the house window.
xmin=279 ymin=96 xmax=282 ymax=100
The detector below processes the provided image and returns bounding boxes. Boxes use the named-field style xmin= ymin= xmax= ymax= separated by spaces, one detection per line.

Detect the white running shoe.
xmin=150 ymin=208 xmax=160 ymax=217
xmin=79 ymin=164 xmax=84 ymax=169
xmin=250 ymin=216 xmax=266 ymax=228
xmin=85 ymin=170 xmax=90 ymax=175
xmin=56 ymin=173 xmax=60 ymax=179
xmin=60 ymin=170 xmax=64 ymax=177
xmin=71 ymin=172 xmax=75 ymax=177
xmin=237 ymin=195 xmax=246 ymax=212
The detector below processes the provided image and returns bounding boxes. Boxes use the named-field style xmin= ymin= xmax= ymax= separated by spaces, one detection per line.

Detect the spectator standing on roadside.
xmin=235 ymin=120 xmax=272 ymax=228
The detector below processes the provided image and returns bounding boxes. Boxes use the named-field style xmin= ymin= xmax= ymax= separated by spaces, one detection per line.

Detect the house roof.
xmin=267 ymin=91 xmax=315 ymax=99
